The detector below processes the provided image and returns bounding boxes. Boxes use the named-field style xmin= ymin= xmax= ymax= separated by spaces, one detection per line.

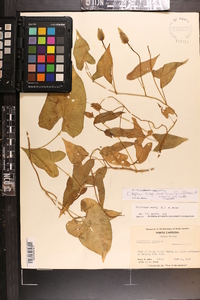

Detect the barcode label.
xmin=26 ymin=238 xmax=36 ymax=268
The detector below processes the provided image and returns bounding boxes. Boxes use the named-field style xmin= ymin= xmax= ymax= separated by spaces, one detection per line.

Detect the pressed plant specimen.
xmin=22 ymin=27 xmax=188 ymax=261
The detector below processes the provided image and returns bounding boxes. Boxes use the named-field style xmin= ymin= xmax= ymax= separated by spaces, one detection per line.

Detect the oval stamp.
xmin=169 ymin=17 xmax=192 ymax=44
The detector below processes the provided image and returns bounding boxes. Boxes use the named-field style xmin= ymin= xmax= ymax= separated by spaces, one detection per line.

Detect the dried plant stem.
xmin=104 ymin=96 xmax=168 ymax=134
xmin=147 ymin=46 xmax=167 ymax=104
xmin=157 ymin=119 xmax=178 ymax=153
xmin=103 ymin=122 xmax=137 ymax=169
xmin=106 ymin=163 xmax=154 ymax=173
xmin=56 ymin=165 xmax=71 ymax=177
xmin=128 ymin=43 xmax=147 ymax=95
xmin=40 ymin=130 xmax=62 ymax=149
xmin=26 ymin=132 xmax=62 ymax=210
xmin=86 ymin=61 xmax=171 ymax=109
xmin=91 ymin=169 xmax=100 ymax=204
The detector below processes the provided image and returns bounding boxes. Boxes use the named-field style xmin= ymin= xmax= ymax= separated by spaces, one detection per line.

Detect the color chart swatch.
xmin=28 ymin=26 xmax=64 ymax=82
xmin=24 ymin=17 xmax=72 ymax=92
xmin=0 ymin=18 xmax=15 ymax=92
xmin=0 ymin=17 xmax=72 ymax=93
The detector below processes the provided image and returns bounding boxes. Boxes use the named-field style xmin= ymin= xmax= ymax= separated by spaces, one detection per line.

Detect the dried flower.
xmin=118 ymin=28 xmax=129 ymax=44
xmin=98 ymin=28 xmax=105 ymax=41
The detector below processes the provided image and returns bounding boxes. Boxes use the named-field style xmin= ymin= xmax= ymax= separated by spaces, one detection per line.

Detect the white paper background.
xmin=20 ymin=12 xmax=200 ymax=269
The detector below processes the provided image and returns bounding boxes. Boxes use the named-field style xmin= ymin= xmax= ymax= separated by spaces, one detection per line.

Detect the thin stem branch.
xmin=40 ymin=130 xmax=62 ymax=149
xmin=128 ymin=42 xmax=147 ymax=95
xmin=147 ymin=46 xmax=167 ymax=104
xmin=26 ymin=132 xmax=61 ymax=210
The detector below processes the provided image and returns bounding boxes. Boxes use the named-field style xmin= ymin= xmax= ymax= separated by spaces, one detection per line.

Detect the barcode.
xmin=26 ymin=238 xmax=36 ymax=268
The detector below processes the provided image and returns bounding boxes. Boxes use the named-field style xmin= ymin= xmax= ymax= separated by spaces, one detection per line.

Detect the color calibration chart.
xmin=24 ymin=17 xmax=72 ymax=92
xmin=28 ymin=26 xmax=64 ymax=83
xmin=0 ymin=18 xmax=16 ymax=92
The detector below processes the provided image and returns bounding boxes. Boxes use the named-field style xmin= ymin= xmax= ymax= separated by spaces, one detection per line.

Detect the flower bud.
xmin=98 ymin=28 xmax=105 ymax=41
xmin=118 ymin=28 xmax=129 ymax=44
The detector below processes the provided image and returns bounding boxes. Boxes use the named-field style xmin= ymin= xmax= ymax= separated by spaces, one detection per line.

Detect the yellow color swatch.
xmin=47 ymin=46 xmax=55 ymax=54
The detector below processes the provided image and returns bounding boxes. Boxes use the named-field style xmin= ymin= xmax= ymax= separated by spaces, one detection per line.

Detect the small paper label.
xmin=132 ymin=203 xmax=198 ymax=219
xmin=123 ymin=188 xmax=199 ymax=201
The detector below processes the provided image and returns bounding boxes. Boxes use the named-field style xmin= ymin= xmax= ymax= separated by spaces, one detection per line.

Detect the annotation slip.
xmin=123 ymin=188 xmax=199 ymax=201
xmin=123 ymin=188 xmax=199 ymax=218
xmin=131 ymin=226 xmax=200 ymax=268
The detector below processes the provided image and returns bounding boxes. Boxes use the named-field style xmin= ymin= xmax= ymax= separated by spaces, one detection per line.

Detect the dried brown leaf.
xmin=91 ymin=103 xmax=102 ymax=111
xmin=101 ymin=141 xmax=134 ymax=155
xmin=22 ymin=147 xmax=66 ymax=177
xmin=95 ymin=167 xmax=107 ymax=206
xmin=66 ymin=199 xmax=112 ymax=262
xmin=100 ymin=142 xmax=134 ymax=167
xmin=92 ymin=45 xmax=113 ymax=84
xmin=62 ymin=159 xmax=94 ymax=212
xmin=80 ymin=198 xmax=112 ymax=261
xmin=66 ymin=219 xmax=86 ymax=237
xmin=127 ymin=55 xmax=159 ymax=80
xmin=63 ymin=177 xmax=77 ymax=209
xmin=104 ymin=127 xmax=145 ymax=140
xmin=103 ymin=152 xmax=130 ymax=167
xmin=73 ymin=30 xmax=95 ymax=70
xmin=94 ymin=111 xmax=124 ymax=124
xmin=153 ymin=133 xmax=188 ymax=152
xmin=152 ymin=59 xmax=188 ymax=88
xmin=86 ymin=167 xmax=107 ymax=206
xmin=104 ymin=209 xmax=122 ymax=219
xmin=158 ymin=104 xmax=175 ymax=119
xmin=84 ymin=111 xmax=94 ymax=118
xmin=134 ymin=141 xmax=152 ymax=164
xmin=61 ymin=68 xmax=86 ymax=136
xmin=62 ymin=139 xmax=89 ymax=164
xmin=132 ymin=117 xmax=145 ymax=143
xmin=38 ymin=67 xmax=86 ymax=138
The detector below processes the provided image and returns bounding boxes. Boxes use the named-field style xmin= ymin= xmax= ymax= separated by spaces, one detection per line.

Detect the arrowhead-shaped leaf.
xmin=100 ymin=142 xmax=134 ymax=167
xmin=66 ymin=199 xmax=112 ymax=262
xmin=158 ymin=104 xmax=176 ymax=119
xmin=91 ymin=103 xmax=102 ymax=111
xmin=79 ymin=198 xmax=112 ymax=261
xmin=134 ymin=141 xmax=152 ymax=164
xmin=152 ymin=59 xmax=188 ymax=88
xmin=153 ymin=133 xmax=188 ymax=152
xmin=94 ymin=111 xmax=124 ymax=124
xmin=62 ymin=139 xmax=89 ymax=164
xmin=73 ymin=30 xmax=95 ymax=70
xmin=104 ymin=117 xmax=145 ymax=141
xmin=104 ymin=209 xmax=122 ymax=219
xmin=66 ymin=219 xmax=86 ymax=237
xmin=101 ymin=141 xmax=134 ymax=155
xmin=22 ymin=147 xmax=66 ymax=177
xmin=38 ymin=67 xmax=86 ymax=138
xmin=84 ymin=111 xmax=94 ymax=118
xmin=87 ymin=167 xmax=107 ymax=207
xmin=127 ymin=55 xmax=159 ymax=80
xmin=61 ymin=159 xmax=95 ymax=214
xmin=92 ymin=45 xmax=113 ymax=84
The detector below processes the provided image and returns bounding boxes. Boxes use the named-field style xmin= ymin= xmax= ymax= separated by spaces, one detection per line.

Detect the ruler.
xmin=81 ymin=0 xmax=170 ymax=10
xmin=1 ymin=105 xmax=16 ymax=196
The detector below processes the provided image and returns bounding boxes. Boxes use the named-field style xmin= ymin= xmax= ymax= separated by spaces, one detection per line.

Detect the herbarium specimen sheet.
xmin=20 ymin=12 xmax=200 ymax=269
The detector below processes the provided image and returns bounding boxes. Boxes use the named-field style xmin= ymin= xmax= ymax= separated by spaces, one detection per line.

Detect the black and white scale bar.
xmin=2 ymin=105 xmax=16 ymax=196
xmin=81 ymin=0 xmax=170 ymax=10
